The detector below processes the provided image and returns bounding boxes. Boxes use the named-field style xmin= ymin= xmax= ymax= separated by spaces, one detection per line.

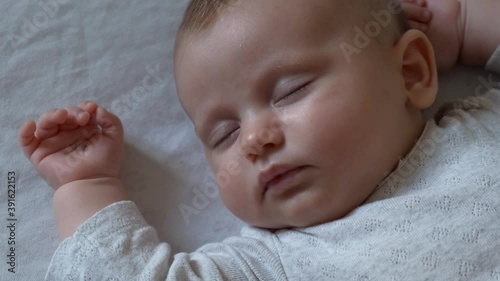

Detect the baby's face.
xmin=176 ymin=0 xmax=424 ymax=228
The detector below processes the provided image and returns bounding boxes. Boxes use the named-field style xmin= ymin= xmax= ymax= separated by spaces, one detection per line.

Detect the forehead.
xmin=175 ymin=0 xmax=361 ymax=128
xmin=177 ymin=0 xmax=358 ymax=60
xmin=176 ymin=0 xmax=349 ymax=66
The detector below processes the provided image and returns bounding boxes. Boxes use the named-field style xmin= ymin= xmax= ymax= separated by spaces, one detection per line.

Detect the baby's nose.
xmin=240 ymin=121 xmax=284 ymax=162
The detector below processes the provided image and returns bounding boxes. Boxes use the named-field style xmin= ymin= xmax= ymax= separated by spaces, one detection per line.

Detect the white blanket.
xmin=0 ymin=0 xmax=496 ymax=279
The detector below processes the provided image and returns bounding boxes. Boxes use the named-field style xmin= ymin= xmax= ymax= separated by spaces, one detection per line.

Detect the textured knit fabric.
xmin=45 ymin=47 xmax=500 ymax=281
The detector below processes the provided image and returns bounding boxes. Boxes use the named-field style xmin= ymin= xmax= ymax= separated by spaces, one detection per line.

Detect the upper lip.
xmin=259 ymin=164 xmax=302 ymax=193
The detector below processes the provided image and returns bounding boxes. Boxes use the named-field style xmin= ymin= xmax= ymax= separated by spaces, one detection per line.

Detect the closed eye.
xmin=213 ymin=127 xmax=240 ymax=149
xmin=274 ymin=82 xmax=311 ymax=107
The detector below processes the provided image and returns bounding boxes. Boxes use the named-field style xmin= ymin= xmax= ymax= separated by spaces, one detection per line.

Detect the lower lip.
xmin=265 ymin=166 xmax=307 ymax=195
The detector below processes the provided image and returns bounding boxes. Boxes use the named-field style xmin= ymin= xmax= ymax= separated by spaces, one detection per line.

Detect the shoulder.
xmin=189 ymin=226 xmax=288 ymax=281
xmin=198 ymin=225 xmax=279 ymax=253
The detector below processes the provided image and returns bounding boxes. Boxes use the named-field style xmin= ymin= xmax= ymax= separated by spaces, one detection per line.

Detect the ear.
xmin=394 ymin=29 xmax=438 ymax=109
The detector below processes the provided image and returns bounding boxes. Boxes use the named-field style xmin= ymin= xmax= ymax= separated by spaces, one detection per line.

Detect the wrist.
xmin=53 ymin=177 xmax=128 ymax=240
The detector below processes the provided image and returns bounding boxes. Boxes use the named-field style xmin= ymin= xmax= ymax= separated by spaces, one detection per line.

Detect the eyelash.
xmin=213 ymin=127 xmax=239 ymax=149
xmin=275 ymin=82 xmax=311 ymax=105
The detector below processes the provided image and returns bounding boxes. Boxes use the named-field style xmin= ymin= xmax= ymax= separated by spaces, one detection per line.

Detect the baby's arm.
xmin=52 ymin=178 xmax=127 ymax=240
xmin=459 ymin=0 xmax=500 ymax=66
xmin=18 ymin=102 xmax=127 ymax=240
xmin=402 ymin=0 xmax=500 ymax=70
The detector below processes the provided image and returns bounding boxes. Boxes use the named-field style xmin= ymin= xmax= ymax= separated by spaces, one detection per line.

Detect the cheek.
xmin=209 ymin=147 xmax=252 ymax=188
xmin=210 ymin=155 xmax=243 ymax=194
xmin=209 ymin=154 xmax=258 ymax=221
xmin=295 ymin=88 xmax=368 ymax=142
xmin=288 ymin=85 xmax=386 ymax=171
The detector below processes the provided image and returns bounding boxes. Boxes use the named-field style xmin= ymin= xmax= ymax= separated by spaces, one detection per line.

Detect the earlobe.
xmin=395 ymin=29 xmax=438 ymax=109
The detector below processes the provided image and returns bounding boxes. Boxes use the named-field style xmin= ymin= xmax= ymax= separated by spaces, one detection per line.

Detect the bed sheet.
xmin=0 ymin=1 xmax=497 ymax=280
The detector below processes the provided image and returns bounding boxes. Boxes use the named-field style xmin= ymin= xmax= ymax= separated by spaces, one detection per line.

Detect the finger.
xmin=408 ymin=20 xmax=429 ymax=32
xmin=95 ymin=106 xmax=124 ymax=140
xmin=401 ymin=3 xmax=432 ymax=23
xmin=77 ymin=101 xmax=98 ymax=126
xmin=35 ymin=109 xmax=68 ymax=140
xmin=18 ymin=120 xmax=40 ymax=159
xmin=58 ymin=106 xmax=90 ymax=130
xmin=77 ymin=101 xmax=98 ymax=114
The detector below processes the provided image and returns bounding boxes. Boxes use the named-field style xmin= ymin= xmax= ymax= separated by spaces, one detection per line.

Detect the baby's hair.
xmin=174 ymin=0 xmax=229 ymax=58
xmin=174 ymin=0 xmax=409 ymax=58
xmin=365 ymin=0 xmax=410 ymax=43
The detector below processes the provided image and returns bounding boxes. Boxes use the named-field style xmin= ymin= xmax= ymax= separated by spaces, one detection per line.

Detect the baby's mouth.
xmin=260 ymin=164 xmax=308 ymax=196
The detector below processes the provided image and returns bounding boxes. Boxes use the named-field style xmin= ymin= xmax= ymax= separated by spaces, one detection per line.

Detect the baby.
xmin=19 ymin=0 xmax=500 ymax=280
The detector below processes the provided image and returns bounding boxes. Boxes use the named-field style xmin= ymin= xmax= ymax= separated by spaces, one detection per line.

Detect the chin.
xmin=252 ymin=216 xmax=334 ymax=230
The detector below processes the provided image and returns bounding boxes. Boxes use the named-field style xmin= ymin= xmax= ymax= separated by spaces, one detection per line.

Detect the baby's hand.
xmin=19 ymin=102 xmax=124 ymax=190
xmin=401 ymin=0 xmax=464 ymax=71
